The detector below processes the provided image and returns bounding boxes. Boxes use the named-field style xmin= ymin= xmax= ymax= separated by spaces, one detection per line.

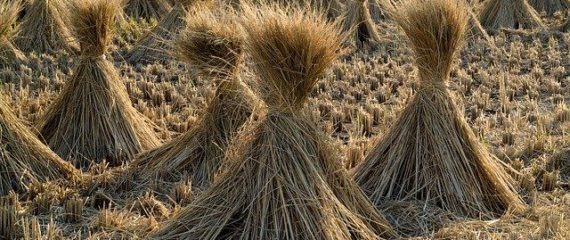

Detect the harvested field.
xmin=0 ymin=0 xmax=568 ymax=239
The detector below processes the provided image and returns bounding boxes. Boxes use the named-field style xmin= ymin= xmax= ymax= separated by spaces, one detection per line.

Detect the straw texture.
xmin=0 ymin=0 xmax=26 ymax=68
xmin=0 ymin=96 xmax=80 ymax=195
xmin=14 ymin=0 xmax=78 ymax=53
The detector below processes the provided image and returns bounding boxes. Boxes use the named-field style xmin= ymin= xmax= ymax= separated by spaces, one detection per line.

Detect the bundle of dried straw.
xmin=0 ymin=0 xmax=26 ymax=68
xmin=36 ymin=0 xmax=161 ymax=169
xmin=14 ymin=0 xmax=78 ymax=53
xmin=354 ymin=0 xmax=525 ymax=218
xmin=125 ymin=6 xmax=261 ymax=191
xmin=151 ymin=4 xmax=396 ymax=239
xmin=125 ymin=0 xmax=201 ymax=64
xmin=528 ymin=0 xmax=569 ymax=16
xmin=123 ymin=0 xmax=171 ymax=21
xmin=479 ymin=0 xmax=545 ymax=33
xmin=342 ymin=0 xmax=382 ymax=48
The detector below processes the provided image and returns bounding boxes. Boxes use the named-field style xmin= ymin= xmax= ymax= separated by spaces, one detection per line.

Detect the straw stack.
xmin=126 ymin=6 xmax=260 ymax=190
xmin=528 ymin=0 xmax=569 ymax=16
xmin=342 ymin=0 xmax=382 ymax=48
xmin=354 ymin=0 xmax=525 ymax=218
xmin=151 ymin=4 xmax=396 ymax=239
xmin=14 ymin=0 xmax=77 ymax=53
xmin=479 ymin=0 xmax=545 ymax=33
xmin=123 ymin=0 xmax=171 ymax=21
xmin=36 ymin=0 xmax=160 ymax=169
xmin=0 ymin=0 xmax=26 ymax=68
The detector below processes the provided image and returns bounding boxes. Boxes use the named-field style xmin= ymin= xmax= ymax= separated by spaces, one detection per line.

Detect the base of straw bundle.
xmin=355 ymin=86 xmax=525 ymax=217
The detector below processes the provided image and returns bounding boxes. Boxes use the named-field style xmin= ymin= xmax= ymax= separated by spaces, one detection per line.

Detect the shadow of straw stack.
xmin=14 ymin=0 xmax=78 ymax=54
xmin=122 ymin=4 xmax=261 ymax=192
xmin=0 ymin=0 xmax=27 ymax=68
xmin=0 ymin=95 xmax=81 ymax=196
xmin=354 ymin=0 xmax=526 ymax=221
xmin=125 ymin=0 xmax=208 ymax=64
xmin=35 ymin=0 xmax=161 ymax=170
xmin=122 ymin=0 xmax=172 ymax=22
xmin=150 ymin=3 xmax=397 ymax=239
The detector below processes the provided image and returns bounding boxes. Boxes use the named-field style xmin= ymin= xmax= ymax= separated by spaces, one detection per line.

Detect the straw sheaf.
xmin=355 ymin=0 xmax=525 ymax=222
xmin=175 ymin=8 xmax=243 ymax=78
xmin=241 ymin=4 xmax=342 ymax=109
xmin=151 ymin=5 xmax=396 ymax=239
xmin=392 ymin=0 xmax=468 ymax=84
xmin=71 ymin=0 xmax=119 ymax=56
xmin=103 ymin=5 xmax=260 ymax=193
xmin=14 ymin=0 xmax=78 ymax=53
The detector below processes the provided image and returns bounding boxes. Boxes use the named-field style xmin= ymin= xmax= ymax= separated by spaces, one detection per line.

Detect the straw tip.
xmin=241 ymin=3 xmax=342 ymax=108
xmin=175 ymin=5 xmax=243 ymax=77
xmin=394 ymin=0 xmax=468 ymax=81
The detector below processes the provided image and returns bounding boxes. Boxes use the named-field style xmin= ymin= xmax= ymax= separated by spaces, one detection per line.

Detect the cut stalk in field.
xmin=0 ymin=95 xmax=80 ymax=195
xmin=36 ymin=0 xmax=161 ymax=169
xmin=14 ymin=0 xmax=78 ymax=53
xmin=354 ymin=0 xmax=525 ymax=219
xmin=479 ymin=0 xmax=545 ymax=33
xmin=0 ymin=0 xmax=26 ymax=68
xmin=151 ymin=4 xmax=396 ymax=239
xmin=125 ymin=0 xmax=200 ymax=64
xmin=123 ymin=0 xmax=171 ymax=21
xmin=560 ymin=16 xmax=570 ymax=31
xmin=126 ymin=6 xmax=261 ymax=190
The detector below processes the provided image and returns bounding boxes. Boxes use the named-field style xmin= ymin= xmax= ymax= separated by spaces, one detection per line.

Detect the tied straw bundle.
xmin=36 ymin=0 xmax=161 ymax=169
xmin=125 ymin=6 xmax=260 ymax=191
xmin=354 ymin=0 xmax=525 ymax=219
xmin=478 ymin=0 xmax=545 ymax=33
xmin=151 ymin=4 xmax=396 ymax=239
xmin=0 ymin=0 xmax=26 ymax=68
xmin=123 ymin=0 xmax=172 ymax=21
xmin=14 ymin=0 xmax=78 ymax=53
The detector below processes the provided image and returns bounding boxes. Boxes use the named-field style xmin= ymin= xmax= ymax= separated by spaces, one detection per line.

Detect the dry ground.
xmin=0 ymin=14 xmax=569 ymax=240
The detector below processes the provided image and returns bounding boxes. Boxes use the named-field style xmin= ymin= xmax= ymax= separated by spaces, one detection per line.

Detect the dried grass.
xmin=0 ymin=96 xmax=80 ymax=195
xmin=479 ymin=0 xmax=545 ymax=33
xmin=151 ymin=4 xmax=396 ymax=239
xmin=123 ymin=0 xmax=171 ymax=21
xmin=125 ymin=0 xmax=205 ymax=64
xmin=14 ymin=0 xmax=78 ymax=53
xmin=0 ymin=0 xmax=26 ymax=68
xmin=36 ymin=0 xmax=161 ymax=169
xmin=560 ymin=17 xmax=570 ymax=31
xmin=528 ymin=0 xmax=569 ymax=16
xmin=124 ymin=6 xmax=260 ymax=190
xmin=342 ymin=0 xmax=382 ymax=48
xmin=354 ymin=0 xmax=525 ymax=220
